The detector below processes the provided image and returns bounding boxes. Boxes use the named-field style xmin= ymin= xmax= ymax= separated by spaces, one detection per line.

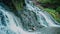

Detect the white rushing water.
xmin=25 ymin=0 xmax=60 ymax=27
xmin=0 ymin=0 xmax=60 ymax=34
xmin=0 ymin=4 xmax=41 ymax=34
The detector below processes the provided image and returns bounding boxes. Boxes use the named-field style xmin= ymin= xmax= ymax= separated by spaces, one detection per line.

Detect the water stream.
xmin=0 ymin=0 xmax=60 ymax=34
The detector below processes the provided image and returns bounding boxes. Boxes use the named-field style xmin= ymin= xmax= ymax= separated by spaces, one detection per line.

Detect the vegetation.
xmin=37 ymin=0 xmax=60 ymax=4
xmin=12 ymin=0 xmax=25 ymax=10
xmin=56 ymin=7 xmax=60 ymax=14
xmin=36 ymin=0 xmax=60 ymax=23
xmin=44 ymin=8 xmax=60 ymax=23
xmin=1 ymin=0 xmax=60 ymax=23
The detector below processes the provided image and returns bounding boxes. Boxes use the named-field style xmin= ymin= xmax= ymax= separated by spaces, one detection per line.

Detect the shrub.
xmin=56 ymin=7 xmax=60 ymax=14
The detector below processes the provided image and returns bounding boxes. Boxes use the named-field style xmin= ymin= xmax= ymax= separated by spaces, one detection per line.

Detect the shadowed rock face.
xmin=0 ymin=0 xmax=19 ymax=17
xmin=0 ymin=0 xmax=16 ymax=11
xmin=0 ymin=0 xmax=25 ymax=17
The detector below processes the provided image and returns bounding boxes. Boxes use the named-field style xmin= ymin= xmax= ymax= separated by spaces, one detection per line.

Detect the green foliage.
xmin=44 ymin=8 xmax=60 ymax=23
xmin=37 ymin=0 xmax=50 ymax=3
xmin=12 ymin=0 xmax=25 ymax=10
xmin=37 ymin=0 xmax=60 ymax=4
xmin=37 ymin=0 xmax=60 ymax=23
xmin=56 ymin=7 xmax=60 ymax=14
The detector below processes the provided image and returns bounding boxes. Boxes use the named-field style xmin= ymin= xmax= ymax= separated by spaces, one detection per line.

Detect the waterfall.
xmin=25 ymin=0 xmax=60 ymax=27
xmin=0 ymin=0 xmax=60 ymax=34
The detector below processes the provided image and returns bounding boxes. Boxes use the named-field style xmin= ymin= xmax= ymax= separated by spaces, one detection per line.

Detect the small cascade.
xmin=0 ymin=0 xmax=60 ymax=34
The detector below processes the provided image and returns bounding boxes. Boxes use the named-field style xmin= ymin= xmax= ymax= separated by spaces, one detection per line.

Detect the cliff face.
xmin=0 ymin=0 xmax=16 ymax=11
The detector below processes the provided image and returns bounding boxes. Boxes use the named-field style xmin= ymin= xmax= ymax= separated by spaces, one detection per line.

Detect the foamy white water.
xmin=0 ymin=0 xmax=60 ymax=34
xmin=25 ymin=0 xmax=60 ymax=27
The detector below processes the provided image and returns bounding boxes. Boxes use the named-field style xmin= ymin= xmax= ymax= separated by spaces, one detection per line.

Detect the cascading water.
xmin=25 ymin=0 xmax=60 ymax=27
xmin=0 ymin=0 xmax=60 ymax=34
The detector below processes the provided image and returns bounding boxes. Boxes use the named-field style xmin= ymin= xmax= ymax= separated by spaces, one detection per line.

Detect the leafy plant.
xmin=56 ymin=7 xmax=60 ymax=14
xmin=44 ymin=8 xmax=60 ymax=23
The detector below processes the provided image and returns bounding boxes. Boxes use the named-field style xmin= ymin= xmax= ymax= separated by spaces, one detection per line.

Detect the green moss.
xmin=44 ymin=8 xmax=60 ymax=23
xmin=12 ymin=0 xmax=25 ymax=10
